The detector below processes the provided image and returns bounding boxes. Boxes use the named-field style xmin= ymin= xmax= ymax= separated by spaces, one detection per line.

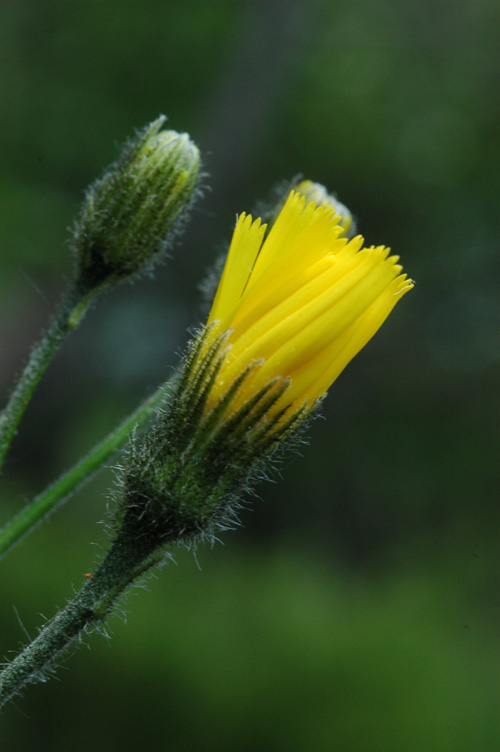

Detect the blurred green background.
xmin=1 ymin=0 xmax=499 ymax=749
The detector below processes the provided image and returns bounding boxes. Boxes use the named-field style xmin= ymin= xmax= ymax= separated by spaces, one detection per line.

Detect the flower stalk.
xmin=0 ymin=378 xmax=176 ymax=559
xmin=0 ymin=284 xmax=96 ymax=470
xmin=0 ymin=523 xmax=163 ymax=709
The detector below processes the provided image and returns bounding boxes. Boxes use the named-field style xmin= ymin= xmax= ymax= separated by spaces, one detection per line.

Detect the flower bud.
xmin=72 ymin=116 xmax=200 ymax=291
xmin=295 ymin=179 xmax=355 ymax=237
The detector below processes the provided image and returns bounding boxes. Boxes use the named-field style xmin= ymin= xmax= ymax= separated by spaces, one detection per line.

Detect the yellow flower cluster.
xmin=204 ymin=189 xmax=412 ymax=418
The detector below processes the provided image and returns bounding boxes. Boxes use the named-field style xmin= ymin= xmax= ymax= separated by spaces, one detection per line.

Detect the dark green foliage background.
xmin=1 ymin=0 xmax=499 ymax=749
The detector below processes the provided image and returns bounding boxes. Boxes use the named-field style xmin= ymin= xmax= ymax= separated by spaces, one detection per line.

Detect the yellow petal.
xmin=208 ymin=213 xmax=267 ymax=326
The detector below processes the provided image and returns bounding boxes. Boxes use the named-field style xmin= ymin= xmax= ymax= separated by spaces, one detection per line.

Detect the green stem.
xmin=0 ymin=379 xmax=175 ymax=559
xmin=0 ymin=284 xmax=97 ymax=470
xmin=0 ymin=525 xmax=162 ymax=708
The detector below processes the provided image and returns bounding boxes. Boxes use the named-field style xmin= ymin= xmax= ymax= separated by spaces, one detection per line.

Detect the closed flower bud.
xmin=72 ymin=116 xmax=200 ymax=291
xmin=120 ymin=188 xmax=412 ymax=547
xmin=295 ymin=179 xmax=355 ymax=237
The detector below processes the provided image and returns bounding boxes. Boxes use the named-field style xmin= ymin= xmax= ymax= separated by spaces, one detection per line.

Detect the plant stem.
xmin=0 ymin=284 xmax=97 ymax=470
xmin=0 ymin=526 xmax=162 ymax=708
xmin=0 ymin=379 xmax=175 ymax=560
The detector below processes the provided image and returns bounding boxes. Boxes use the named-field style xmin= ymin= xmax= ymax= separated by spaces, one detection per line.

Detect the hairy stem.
xmin=0 ymin=378 xmax=175 ymax=560
xmin=0 ymin=526 xmax=161 ymax=708
xmin=0 ymin=284 xmax=97 ymax=470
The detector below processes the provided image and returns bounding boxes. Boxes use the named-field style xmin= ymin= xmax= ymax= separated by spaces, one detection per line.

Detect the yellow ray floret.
xmin=203 ymin=189 xmax=413 ymax=419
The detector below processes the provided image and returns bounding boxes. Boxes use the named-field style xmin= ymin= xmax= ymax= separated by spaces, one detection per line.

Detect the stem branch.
xmin=0 ymin=379 xmax=175 ymax=559
xmin=0 ymin=285 xmax=96 ymax=470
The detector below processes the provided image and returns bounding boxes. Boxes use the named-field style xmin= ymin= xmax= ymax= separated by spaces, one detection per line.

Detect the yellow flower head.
xmin=122 ymin=187 xmax=412 ymax=543
xmin=202 ymin=188 xmax=412 ymax=422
